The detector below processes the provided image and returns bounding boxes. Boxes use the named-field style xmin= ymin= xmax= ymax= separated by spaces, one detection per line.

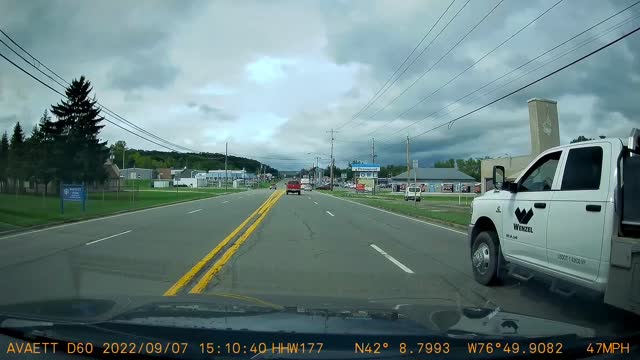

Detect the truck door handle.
xmin=534 ymin=202 xmax=546 ymax=209
xmin=586 ymin=204 xmax=601 ymax=212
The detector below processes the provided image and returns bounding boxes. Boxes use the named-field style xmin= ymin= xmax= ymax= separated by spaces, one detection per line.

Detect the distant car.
xmin=315 ymin=184 xmax=330 ymax=190
xmin=286 ymin=180 xmax=301 ymax=195
xmin=404 ymin=186 xmax=421 ymax=201
xmin=269 ymin=183 xmax=277 ymax=190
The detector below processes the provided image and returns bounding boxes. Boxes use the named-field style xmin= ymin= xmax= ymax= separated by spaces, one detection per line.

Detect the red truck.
xmin=286 ymin=180 xmax=301 ymax=195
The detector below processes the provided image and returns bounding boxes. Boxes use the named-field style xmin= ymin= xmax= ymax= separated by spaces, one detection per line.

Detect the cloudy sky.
xmin=1 ymin=0 xmax=639 ymax=170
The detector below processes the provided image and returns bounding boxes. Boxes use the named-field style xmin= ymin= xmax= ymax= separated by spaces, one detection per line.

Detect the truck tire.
xmin=471 ymin=230 xmax=500 ymax=285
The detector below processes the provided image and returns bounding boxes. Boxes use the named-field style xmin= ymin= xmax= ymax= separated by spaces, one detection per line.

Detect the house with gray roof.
xmin=391 ymin=168 xmax=476 ymax=193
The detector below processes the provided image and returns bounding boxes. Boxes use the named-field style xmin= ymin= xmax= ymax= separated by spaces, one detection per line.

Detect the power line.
xmin=0 ymin=28 xmax=68 ymax=85
xmin=362 ymin=0 xmax=505 ymax=123
xmin=338 ymin=0 xmax=458 ymax=128
xmin=368 ymin=0 xmax=565 ymax=137
xmin=0 ymin=27 xmax=200 ymax=154
xmin=0 ymin=50 xmax=195 ymax=153
xmin=335 ymin=7 xmax=640 ymax=159
xmin=392 ymin=9 xmax=640 ymax=142
xmin=408 ymin=23 xmax=640 ymax=141
xmin=359 ymin=0 xmax=640 ymax=145
xmin=0 ymin=28 xmax=293 ymax=164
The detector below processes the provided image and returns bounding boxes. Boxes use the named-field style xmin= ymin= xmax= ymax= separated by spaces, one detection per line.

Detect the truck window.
xmin=560 ymin=146 xmax=603 ymax=191
xmin=519 ymin=151 xmax=561 ymax=192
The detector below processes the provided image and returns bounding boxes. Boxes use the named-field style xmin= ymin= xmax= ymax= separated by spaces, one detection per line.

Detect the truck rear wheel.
xmin=471 ymin=231 xmax=500 ymax=285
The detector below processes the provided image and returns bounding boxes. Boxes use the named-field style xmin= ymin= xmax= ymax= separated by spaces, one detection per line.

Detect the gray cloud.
xmin=1 ymin=0 xmax=639 ymax=171
xmin=0 ymin=114 xmax=18 ymax=131
xmin=187 ymin=102 xmax=237 ymax=121
xmin=109 ymin=52 xmax=180 ymax=91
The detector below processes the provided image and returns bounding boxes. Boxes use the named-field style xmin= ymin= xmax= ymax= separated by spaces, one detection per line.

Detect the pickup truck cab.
xmin=286 ymin=180 xmax=301 ymax=195
xmin=468 ymin=129 xmax=640 ymax=315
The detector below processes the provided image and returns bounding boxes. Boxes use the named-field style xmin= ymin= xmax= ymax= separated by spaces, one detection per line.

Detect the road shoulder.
xmin=317 ymin=191 xmax=468 ymax=233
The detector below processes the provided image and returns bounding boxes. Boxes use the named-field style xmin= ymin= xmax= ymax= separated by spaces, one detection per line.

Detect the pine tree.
xmin=0 ymin=131 xmax=8 ymax=192
xmin=50 ymin=76 xmax=109 ymax=184
xmin=8 ymin=122 xmax=26 ymax=193
xmin=25 ymin=110 xmax=56 ymax=195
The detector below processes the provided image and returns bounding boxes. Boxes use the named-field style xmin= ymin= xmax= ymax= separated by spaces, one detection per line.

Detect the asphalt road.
xmin=0 ymin=186 xmax=636 ymax=336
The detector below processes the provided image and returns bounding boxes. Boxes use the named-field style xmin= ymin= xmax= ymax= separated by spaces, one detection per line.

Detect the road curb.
xmin=318 ymin=191 xmax=468 ymax=234
xmin=0 ymin=191 xmax=243 ymax=239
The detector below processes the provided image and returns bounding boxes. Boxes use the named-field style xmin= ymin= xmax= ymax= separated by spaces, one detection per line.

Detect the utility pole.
xmin=327 ymin=129 xmax=338 ymax=191
xmin=372 ymin=138 xmax=377 ymax=195
xmin=122 ymin=146 xmax=126 ymax=170
xmin=224 ymin=142 xmax=228 ymax=191
xmin=316 ymin=156 xmax=321 ymax=186
xmin=406 ymin=135 xmax=410 ymax=193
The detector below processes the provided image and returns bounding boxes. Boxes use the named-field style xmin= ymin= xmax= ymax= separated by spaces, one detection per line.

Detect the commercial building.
xmin=480 ymin=98 xmax=561 ymax=193
xmin=156 ymin=168 xmax=172 ymax=180
xmin=120 ymin=167 xmax=156 ymax=180
xmin=391 ymin=168 xmax=475 ymax=193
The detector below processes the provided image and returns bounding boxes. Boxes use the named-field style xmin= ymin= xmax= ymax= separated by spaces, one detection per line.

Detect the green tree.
xmin=434 ymin=158 xmax=455 ymax=168
xmin=0 ymin=131 xmax=8 ymax=192
xmin=455 ymin=158 xmax=484 ymax=182
xmin=8 ymin=122 xmax=26 ymax=193
xmin=379 ymin=164 xmax=406 ymax=178
xmin=570 ymin=135 xmax=594 ymax=143
xmin=110 ymin=140 xmax=127 ymax=168
xmin=26 ymin=110 xmax=56 ymax=195
xmin=50 ymin=76 xmax=109 ymax=184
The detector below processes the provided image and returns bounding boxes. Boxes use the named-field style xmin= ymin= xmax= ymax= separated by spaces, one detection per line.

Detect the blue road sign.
xmin=61 ymin=184 xmax=86 ymax=214
xmin=63 ymin=185 xmax=84 ymax=202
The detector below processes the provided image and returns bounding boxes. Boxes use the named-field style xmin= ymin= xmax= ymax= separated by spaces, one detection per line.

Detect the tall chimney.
xmin=528 ymin=98 xmax=560 ymax=156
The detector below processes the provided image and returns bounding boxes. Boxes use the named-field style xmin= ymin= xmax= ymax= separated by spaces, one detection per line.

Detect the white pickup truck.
xmin=468 ymin=129 xmax=640 ymax=315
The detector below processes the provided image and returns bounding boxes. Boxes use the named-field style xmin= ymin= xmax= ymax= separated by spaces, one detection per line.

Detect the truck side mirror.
xmin=493 ymin=165 xmax=505 ymax=191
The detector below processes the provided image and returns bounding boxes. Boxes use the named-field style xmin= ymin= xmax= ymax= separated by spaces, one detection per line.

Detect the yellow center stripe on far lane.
xmin=189 ymin=190 xmax=285 ymax=294
xmin=163 ymin=190 xmax=280 ymax=296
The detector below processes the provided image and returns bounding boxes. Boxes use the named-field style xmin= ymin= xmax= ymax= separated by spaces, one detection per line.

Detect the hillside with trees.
xmin=109 ymin=141 xmax=275 ymax=175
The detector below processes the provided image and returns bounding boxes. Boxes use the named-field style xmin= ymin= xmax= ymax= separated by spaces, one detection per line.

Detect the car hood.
xmin=0 ymin=294 xmax=595 ymax=339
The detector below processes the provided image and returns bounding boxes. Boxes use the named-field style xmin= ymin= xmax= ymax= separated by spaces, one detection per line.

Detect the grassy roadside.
xmin=321 ymin=190 xmax=471 ymax=228
xmin=0 ymin=190 xmax=233 ymax=233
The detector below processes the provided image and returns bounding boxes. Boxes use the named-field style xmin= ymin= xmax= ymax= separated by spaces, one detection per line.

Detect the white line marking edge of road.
xmin=0 ymin=192 xmax=244 ymax=240
xmin=370 ymin=244 xmax=414 ymax=274
xmin=85 ymin=230 xmax=132 ymax=246
xmin=325 ymin=211 xmax=335 ymax=217
xmin=187 ymin=209 xmax=203 ymax=214
xmin=222 ymin=200 xmax=230 ymax=203
xmin=318 ymin=192 xmax=466 ymax=236
xmin=314 ymin=201 xmax=318 ymax=205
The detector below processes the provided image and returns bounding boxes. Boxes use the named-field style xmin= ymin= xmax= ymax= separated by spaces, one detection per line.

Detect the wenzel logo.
xmin=513 ymin=207 xmax=534 ymax=233
xmin=515 ymin=208 xmax=534 ymax=224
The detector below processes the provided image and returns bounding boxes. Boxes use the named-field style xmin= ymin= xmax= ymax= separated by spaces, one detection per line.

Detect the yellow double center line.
xmin=164 ymin=190 xmax=285 ymax=296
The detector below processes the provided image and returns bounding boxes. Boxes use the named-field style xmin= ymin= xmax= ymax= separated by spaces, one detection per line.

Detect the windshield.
xmin=1 ymin=0 xmax=639 ymax=357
